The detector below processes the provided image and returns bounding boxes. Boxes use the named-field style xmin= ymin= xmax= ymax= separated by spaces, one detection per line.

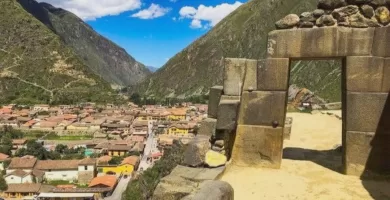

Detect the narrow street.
xmin=138 ymin=120 xmax=156 ymax=171
xmin=104 ymin=175 xmax=131 ymax=200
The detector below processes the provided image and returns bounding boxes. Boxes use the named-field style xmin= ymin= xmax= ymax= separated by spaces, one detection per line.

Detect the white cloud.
xmin=190 ymin=19 xmax=202 ymax=29
xmin=131 ymin=3 xmax=171 ymax=19
xmin=37 ymin=0 xmax=142 ymax=21
xmin=179 ymin=1 xmax=243 ymax=29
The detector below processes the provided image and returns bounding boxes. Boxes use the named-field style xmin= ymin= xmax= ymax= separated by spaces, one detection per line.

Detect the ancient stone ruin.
xmin=201 ymin=0 xmax=390 ymax=177
xmin=275 ymin=0 xmax=390 ymax=29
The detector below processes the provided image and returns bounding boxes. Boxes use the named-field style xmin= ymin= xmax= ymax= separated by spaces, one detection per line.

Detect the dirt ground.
xmin=221 ymin=111 xmax=390 ymax=200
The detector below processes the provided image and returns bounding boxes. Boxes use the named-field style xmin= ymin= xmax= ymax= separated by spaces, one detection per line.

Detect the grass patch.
xmin=44 ymin=133 xmax=93 ymax=140
xmin=47 ymin=180 xmax=73 ymax=186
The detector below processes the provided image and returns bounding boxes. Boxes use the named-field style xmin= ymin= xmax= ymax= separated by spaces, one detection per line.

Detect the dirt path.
xmin=221 ymin=111 xmax=390 ymax=200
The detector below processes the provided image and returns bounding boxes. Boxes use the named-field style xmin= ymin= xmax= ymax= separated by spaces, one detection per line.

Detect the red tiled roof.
xmin=0 ymin=153 xmax=9 ymax=161
xmin=88 ymin=175 xmax=117 ymax=188
xmin=8 ymin=157 xmax=37 ymax=169
xmin=121 ymin=156 xmax=139 ymax=166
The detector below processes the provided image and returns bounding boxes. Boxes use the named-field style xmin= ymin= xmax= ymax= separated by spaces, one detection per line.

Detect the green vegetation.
xmin=22 ymin=130 xmax=48 ymax=139
xmin=18 ymin=0 xmax=150 ymax=86
xmin=0 ymin=126 xmax=25 ymax=155
xmin=15 ymin=140 xmax=86 ymax=160
xmin=46 ymin=180 xmax=73 ymax=186
xmin=0 ymin=0 xmax=120 ymax=105
xmin=135 ymin=0 xmax=341 ymax=103
xmin=0 ymin=176 xmax=8 ymax=191
xmin=123 ymin=140 xmax=185 ymax=200
xmin=44 ymin=133 xmax=93 ymax=140
xmin=130 ymin=92 xmax=208 ymax=105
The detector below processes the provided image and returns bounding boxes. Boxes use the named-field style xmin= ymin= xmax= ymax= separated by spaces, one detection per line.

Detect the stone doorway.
xmin=210 ymin=26 xmax=390 ymax=177
xmin=282 ymin=59 xmax=344 ymax=174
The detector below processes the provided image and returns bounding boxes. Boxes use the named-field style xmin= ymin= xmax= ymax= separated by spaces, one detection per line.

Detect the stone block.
xmin=231 ymin=125 xmax=283 ymax=168
xmin=183 ymin=136 xmax=210 ymax=167
xmin=345 ymin=131 xmax=390 ymax=176
xmin=284 ymin=124 xmax=292 ymax=140
xmin=216 ymin=99 xmax=240 ymax=130
xmin=220 ymin=95 xmax=240 ymax=101
xmin=257 ymin=58 xmax=290 ymax=91
xmin=346 ymin=92 xmax=389 ymax=132
xmin=223 ymin=58 xmax=246 ymax=95
xmin=243 ymin=59 xmax=257 ymax=91
xmin=238 ymin=91 xmax=287 ymax=126
xmin=198 ymin=118 xmax=217 ymax=137
xmin=267 ymin=27 xmax=374 ymax=58
xmin=185 ymin=180 xmax=234 ymax=200
xmin=382 ymin=58 xmax=390 ymax=92
xmin=372 ymin=26 xmax=390 ymax=57
xmin=208 ymin=86 xmax=223 ymax=118
xmin=153 ymin=165 xmax=226 ymax=200
xmin=346 ymin=56 xmax=385 ymax=92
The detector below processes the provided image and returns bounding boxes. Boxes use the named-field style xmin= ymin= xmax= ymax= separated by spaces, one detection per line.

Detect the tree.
xmin=3 ymin=160 xmax=10 ymax=169
xmin=55 ymin=144 xmax=68 ymax=154
xmin=48 ymin=151 xmax=61 ymax=160
xmin=130 ymin=93 xmax=141 ymax=105
xmin=0 ymin=176 xmax=7 ymax=191
xmin=15 ymin=148 xmax=27 ymax=157
xmin=108 ymin=157 xmax=122 ymax=165
xmin=128 ymin=151 xmax=141 ymax=156
xmin=25 ymin=140 xmax=49 ymax=160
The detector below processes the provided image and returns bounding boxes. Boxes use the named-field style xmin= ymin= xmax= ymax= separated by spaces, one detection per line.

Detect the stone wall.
xmin=202 ymin=26 xmax=390 ymax=177
xmin=78 ymin=171 xmax=95 ymax=185
xmin=200 ymin=58 xmax=292 ymax=169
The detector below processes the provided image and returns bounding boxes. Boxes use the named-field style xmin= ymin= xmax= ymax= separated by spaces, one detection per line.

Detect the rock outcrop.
xmin=276 ymin=0 xmax=390 ymax=28
xmin=152 ymin=165 xmax=231 ymax=200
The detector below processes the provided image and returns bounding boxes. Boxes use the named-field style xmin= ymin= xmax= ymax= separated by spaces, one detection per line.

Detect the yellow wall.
xmin=108 ymin=150 xmax=127 ymax=156
xmin=168 ymin=127 xmax=188 ymax=135
xmin=102 ymin=164 xmax=134 ymax=175
xmin=6 ymin=192 xmax=35 ymax=198
xmin=168 ymin=115 xmax=185 ymax=121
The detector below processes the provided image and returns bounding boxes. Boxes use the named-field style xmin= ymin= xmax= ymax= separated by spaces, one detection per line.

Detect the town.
xmin=0 ymin=102 xmax=208 ymax=200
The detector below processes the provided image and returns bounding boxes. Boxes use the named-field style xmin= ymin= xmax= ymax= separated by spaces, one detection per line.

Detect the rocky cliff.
xmin=135 ymin=0 xmax=342 ymax=102
xmin=18 ymin=0 xmax=150 ymax=87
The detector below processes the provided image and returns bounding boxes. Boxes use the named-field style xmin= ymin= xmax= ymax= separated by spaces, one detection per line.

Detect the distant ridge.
xmin=18 ymin=0 xmax=151 ymax=86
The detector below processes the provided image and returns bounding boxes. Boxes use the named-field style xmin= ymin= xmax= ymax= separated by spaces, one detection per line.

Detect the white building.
xmin=5 ymin=169 xmax=34 ymax=184
xmin=33 ymin=104 xmax=50 ymax=112
xmin=34 ymin=160 xmax=80 ymax=182
xmin=6 ymin=156 xmax=37 ymax=174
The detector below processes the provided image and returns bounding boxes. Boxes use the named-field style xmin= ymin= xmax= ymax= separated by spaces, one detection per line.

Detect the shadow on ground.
xmin=283 ymin=147 xmax=343 ymax=173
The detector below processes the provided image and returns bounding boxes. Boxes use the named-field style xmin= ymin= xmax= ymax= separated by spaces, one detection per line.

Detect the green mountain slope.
xmin=18 ymin=0 xmax=150 ymax=87
xmin=0 ymin=0 xmax=119 ymax=105
xmin=136 ymin=0 xmax=342 ymax=102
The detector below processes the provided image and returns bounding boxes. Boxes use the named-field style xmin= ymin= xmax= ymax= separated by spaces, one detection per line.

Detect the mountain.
xmin=17 ymin=0 xmax=151 ymax=87
xmin=147 ymin=66 xmax=159 ymax=73
xmin=0 ymin=0 xmax=120 ymax=105
xmin=135 ymin=0 xmax=341 ymax=102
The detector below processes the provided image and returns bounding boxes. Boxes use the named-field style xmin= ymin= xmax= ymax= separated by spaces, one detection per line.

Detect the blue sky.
xmin=38 ymin=0 xmax=246 ymax=68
